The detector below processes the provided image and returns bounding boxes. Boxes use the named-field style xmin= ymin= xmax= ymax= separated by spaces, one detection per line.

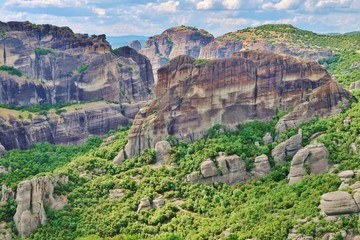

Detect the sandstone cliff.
xmin=14 ymin=175 xmax=68 ymax=237
xmin=117 ymin=50 xmax=351 ymax=161
xmin=0 ymin=102 xmax=128 ymax=150
xmin=139 ymin=26 xmax=214 ymax=80
xmin=0 ymin=21 xmax=154 ymax=106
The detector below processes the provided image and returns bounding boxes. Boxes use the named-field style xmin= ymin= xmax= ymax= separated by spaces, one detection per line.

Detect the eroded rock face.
xmin=188 ymin=153 xmax=248 ymax=185
xmin=288 ymin=143 xmax=329 ymax=185
xmin=137 ymin=198 xmax=151 ymax=213
xmin=252 ymin=154 xmax=271 ymax=179
xmin=0 ymin=21 xmax=154 ymax=106
xmin=271 ymin=130 xmax=303 ymax=165
xmin=14 ymin=175 xmax=68 ymax=237
xmin=320 ymin=191 xmax=359 ymax=216
xmin=155 ymin=141 xmax=172 ymax=164
xmin=139 ymin=26 xmax=214 ymax=80
xmin=129 ymin=40 xmax=142 ymax=51
xmin=0 ymin=102 xmax=128 ymax=150
xmin=350 ymin=81 xmax=360 ymax=90
xmin=119 ymin=51 xmax=351 ymax=160
xmin=0 ymin=185 xmax=14 ymax=204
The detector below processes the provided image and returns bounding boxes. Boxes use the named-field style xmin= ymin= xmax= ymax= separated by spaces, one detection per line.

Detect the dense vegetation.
xmin=0 ymin=90 xmax=359 ymax=239
xmin=0 ymin=65 xmax=23 ymax=77
xmin=34 ymin=48 xmax=56 ymax=56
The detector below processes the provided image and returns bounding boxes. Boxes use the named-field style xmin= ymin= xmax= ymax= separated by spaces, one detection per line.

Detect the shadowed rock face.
xmin=118 ymin=50 xmax=352 ymax=160
xmin=0 ymin=102 xmax=128 ymax=150
xmin=0 ymin=21 xmax=154 ymax=106
xmin=139 ymin=26 xmax=214 ymax=80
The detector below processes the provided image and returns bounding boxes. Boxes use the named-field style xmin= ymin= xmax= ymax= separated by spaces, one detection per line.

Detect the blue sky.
xmin=0 ymin=0 xmax=359 ymax=37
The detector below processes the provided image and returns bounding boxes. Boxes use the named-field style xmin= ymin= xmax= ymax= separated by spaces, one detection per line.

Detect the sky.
xmin=0 ymin=0 xmax=359 ymax=37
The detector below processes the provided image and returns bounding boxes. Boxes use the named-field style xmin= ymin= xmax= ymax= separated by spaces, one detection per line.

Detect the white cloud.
xmin=92 ymin=7 xmax=106 ymax=17
xmin=206 ymin=17 xmax=249 ymax=26
xmin=222 ymin=0 xmax=241 ymax=9
xmin=4 ymin=0 xmax=86 ymax=8
xmin=196 ymin=0 xmax=215 ymax=10
xmin=316 ymin=0 xmax=352 ymax=8
xmin=262 ymin=0 xmax=300 ymax=10
xmin=146 ymin=1 xmax=180 ymax=13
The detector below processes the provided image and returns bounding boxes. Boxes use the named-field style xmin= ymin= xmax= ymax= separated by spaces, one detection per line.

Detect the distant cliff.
xmin=139 ymin=26 xmax=214 ymax=80
xmin=117 ymin=50 xmax=352 ymax=160
xmin=0 ymin=21 xmax=154 ymax=105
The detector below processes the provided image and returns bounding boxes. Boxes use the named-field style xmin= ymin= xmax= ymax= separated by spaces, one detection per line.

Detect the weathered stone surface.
xmin=108 ymin=189 xmax=125 ymax=200
xmin=320 ymin=191 xmax=359 ymax=216
xmin=288 ymin=143 xmax=329 ymax=185
xmin=0 ymin=21 xmax=154 ymax=106
xmin=263 ymin=133 xmax=273 ymax=145
xmin=140 ymin=26 xmax=214 ymax=80
xmin=121 ymin=51 xmax=351 ymax=160
xmin=0 ymin=102 xmax=129 ymax=150
xmin=199 ymin=40 xmax=242 ymax=59
xmin=0 ymin=144 xmax=5 ymax=156
xmin=338 ymin=170 xmax=355 ymax=179
xmin=153 ymin=196 xmax=165 ymax=209
xmin=0 ymin=185 xmax=14 ymax=204
xmin=350 ymin=80 xmax=360 ymax=90
xmin=276 ymin=81 xmax=352 ymax=133
xmin=129 ymin=40 xmax=142 ymax=51
xmin=137 ymin=198 xmax=151 ymax=213
xmin=188 ymin=153 xmax=248 ymax=185
xmin=14 ymin=175 xmax=68 ymax=237
xmin=155 ymin=141 xmax=171 ymax=163
xmin=200 ymin=160 xmax=218 ymax=178
xmin=252 ymin=154 xmax=271 ymax=178
xmin=272 ymin=130 xmax=302 ymax=165
xmin=0 ymin=222 xmax=12 ymax=240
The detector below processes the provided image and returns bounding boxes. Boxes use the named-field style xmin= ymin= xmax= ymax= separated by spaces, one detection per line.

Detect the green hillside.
xmin=1 ymin=90 xmax=359 ymax=239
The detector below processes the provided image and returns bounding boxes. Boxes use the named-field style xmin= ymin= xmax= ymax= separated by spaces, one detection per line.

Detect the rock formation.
xmin=350 ymin=80 xmax=360 ymax=90
xmin=129 ymin=40 xmax=142 ymax=51
xmin=14 ymin=175 xmax=68 ymax=237
xmin=288 ymin=143 xmax=329 ymax=185
xmin=154 ymin=140 xmax=171 ymax=164
xmin=251 ymin=154 xmax=271 ymax=179
xmin=139 ymin=26 xmax=214 ymax=80
xmin=0 ymin=102 xmax=128 ymax=150
xmin=137 ymin=198 xmax=151 ymax=213
xmin=117 ymin=50 xmax=351 ymax=161
xmin=320 ymin=191 xmax=359 ymax=216
xmin=187 ymin=153 xmax=249 ymax=185
xmin=271 ymin=130 xmax=303 ymax=164
xmin=0 ymin=21 xmax=154 ymax=106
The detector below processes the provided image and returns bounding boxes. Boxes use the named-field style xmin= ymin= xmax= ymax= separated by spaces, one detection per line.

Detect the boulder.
xmin=350 ymin=80 xmax=360 ymax=90
xmin=200 ymin=160 xmax=218 ymax=178
xmin=263 ymin=133 xmax=273 ymax=145
xmin=155 ymin=141 xmax=171 ymax=163
xmin=0 ymin=185 xmax=14 ymax=204
xmin=338 ymin=170 xmax=355 ymax=179
xmin=108 ymin=189 xmax=125 ymax=200
xmin=272 ymin=130 xmax=302 ymax=165
xmin=129 ymin=40 xmax=142 ymax=51
xmin=153 ymin=196 xmax=165 ymax=209
xmin=13 ymin=175 xmax=68 ymax=237
xmin=137 ymin=198 xmax=151 ymax=213
xmin=320 ymin=191 xmax=359 ymax=216
xmin=0 ymin=144 xmax=5 ymax=157
xmin=288 ymin=143 xmax=329 ymax=185
xmin=252 ymin=154 xmax=271 ymax=178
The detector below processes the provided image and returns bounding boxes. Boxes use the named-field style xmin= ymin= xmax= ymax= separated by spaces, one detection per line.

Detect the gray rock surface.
xmin=0 ymin=222 xmax=12 ymax=240
xmin=272 ymin=130 xmax=303 ymax=165
xmin=320 ymin=191 xmax=359 ymax=216
xmin=137 ymin=198 xmax=151 ymax=213
xmin=108 ymin=189 xmax=125 ymax=200
xmin=14 ymin=175 xmax=68 ymax=237
xmin=200 ymin=160 xmax=218 ymax=178
xmin=155 ymin=141 xmax=171 ymax=163
xmin=153 ymin=196 xmax=165 ymax=209
xmin=0 ymin=144 xmax=6 ymax=156
xmin=350 ymin=80 xmax=360 ymax=90
xmin=129 ymin=40 xmax=142 ymax=51
xmin=263 ymin=133 xmax=273 ymax=145
xmin=0 ymin=185 xmax=14 ymax=204
xmin=252 ymin=154 xmax=271 ymax=178
xmin=288 ymin=143 xmax=329 ymax=185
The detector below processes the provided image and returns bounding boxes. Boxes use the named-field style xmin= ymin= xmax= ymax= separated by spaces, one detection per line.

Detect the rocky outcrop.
xmin=276 ymin=81 xmax=352 ymax=133
xmin=0 ymin=101 xmax=128 ymax=150
xmin=118 ymin=51 xmax=351 ymax=161
xmin=271 ymin=130 xmax=303 ymax=165
xmin=0 ymin=144 xmax=5 ymax=156
xmin=0 ymin=185 xmax=14 ymax=204
xmin=129 ymin=40 xmax=142 ymax=51
xmin=263 ymin=133 xmax=273 ymax=145
xmin=320 ymin=191 xmax=359 ymax=216
xmin=0 ymin=222 xmax=12 ymax=240
xmin=108 ymin=189 xmax=125 ymax=200
xmin=251 ymin=154 xmax=271 ymax=179
xmin=140 ymin=26 xmax=214 ymax=80
xmin=288 ymin=143 xmax=329 ymax=185
xmin=14 ymin=175 xmax=68 ymax=237
xmin=187 ymin=153 xmax=249 ymax=185
xmin=155 ymin=141 xmax=171 ymax=164
xmin=0 ymin=21 xmax=154 ymax=106
xmin=137 ymin=198 xmax=151 ymax=213
xmin=350 ymin=81 xmax=360 ymax=90
xmin=199 ymin=41 xmax=243 ymax=59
